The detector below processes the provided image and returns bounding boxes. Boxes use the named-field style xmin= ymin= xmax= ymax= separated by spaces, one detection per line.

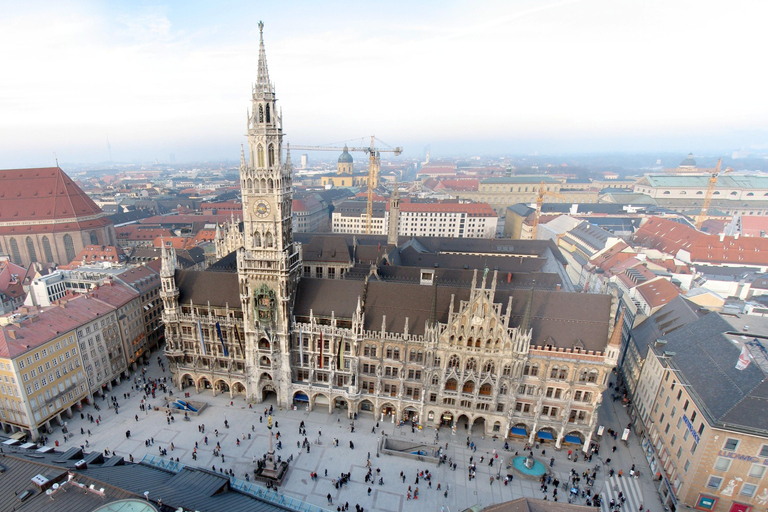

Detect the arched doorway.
xmin=180 ymin=374 xmax=194 ymax=390
xmin=334 ymin=397 xmax=349 ymax=411
xmin=379 ymin=402 xmax=396 ymax=422
xmin=472 ymin=416 xmax=487 ymax=435
xmin=215 ymin=380 xmax=230 ymax=394
xmin=313 ymin=393 xmax=330 ymax=411
xmin=403 ymin=407 xmax=419 ymax=425
xmin=510 ymin=423 xmax=528 ymax=438
xmin=536 ymin=427 xmax=556 ymax=444
xmin=440 ymin=411 xmax=454 ymax=427
xmin=358 ymin=399 xmax=375 ymax=415
xmin=292 ymin=391 xmax=309 ymax=408
xmin=261 ymin=385 xmax=277 ymax=403
xmin=258 ymin=338 xmax=270 ymax=350
xmin=198 ymin=377 xmax=212 ymax=393
xmin=564 ymin=431 xmax=585 ymax=446
xmin=232 ymin=382 xmax=246 ymax=397
xmin=456 ymin=414 xmax=470 ymax=432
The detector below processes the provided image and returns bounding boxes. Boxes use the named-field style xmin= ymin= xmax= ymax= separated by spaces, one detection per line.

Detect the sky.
xmin=1 ymin=0 xmax=767 ymax=167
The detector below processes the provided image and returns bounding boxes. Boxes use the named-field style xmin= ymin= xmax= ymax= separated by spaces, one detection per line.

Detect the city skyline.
xmin=2 ymin=0 xmax=767 ymax=167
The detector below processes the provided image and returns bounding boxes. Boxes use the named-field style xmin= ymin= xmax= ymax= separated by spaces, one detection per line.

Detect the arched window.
xmin=550 ymin=367 xmax=558 ymax=379
xmin=483 ymin=361 xmax=494 ymax=375
xmin=559 ymin=367 xmax=568 ymax=379
xmin=89 ymin=230 xmax=98 ymax=245
xmin=266 ymin=104 xmax=271 ymax=123
xmin=268 ymin=144 xmax=275 ymax=167
xmin=268 ymin=178 xmax=274 ymax=191
xmin=466 ymin=337 xmax=473 ymax=347
xmin=503 ymin=364 xmax=511 ymax=377
xmin=462 ymin=381 xmax=475 ymax=394
xmin=445 ymin=378 xmax=457 ymax=391
xmin=431 ymin=375 xmax=439 ymax=386
xmin=41 ymin=236 xmax=53 ymax=262
xmin=9 ymin=238 xmax=21 ymax=264
xmin=447 ymin=355 xmax=460 ymax=369
xmin=257 ymin=145 xmax=265 ymax=168
xmin=258 ymin=338 xmax=270 ymax=350
xmin=258 ymin=105 xmax=264 ymax=123
xmin=63 ymin=234 xmax=76 ymax=262
xmin=253 ymin=231 xmax=262 ymax=247
xmin=588 ymin=370 xmax=598 ymax=383
xmin=25 ymin=237 xmax=37 ymax=263
xmin=264 ymin=232 xmax=274 ymax=248
xmin=479 ymin=383 xmax=492 ymax=396
xmin=579 ymin=369 xmax=588 ymax=382
xmin=465 ymin=358 xmax=477 ymax=372
xmin=499 ymin=384 xmax=508 ymax=395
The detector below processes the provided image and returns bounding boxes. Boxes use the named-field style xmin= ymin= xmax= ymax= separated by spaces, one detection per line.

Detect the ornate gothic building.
xmin=162 ymin=23 xmax=620 ymax=451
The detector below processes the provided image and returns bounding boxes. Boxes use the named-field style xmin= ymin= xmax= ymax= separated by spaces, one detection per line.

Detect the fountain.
xmin=510 ymin=455 xmax=547 ymax=480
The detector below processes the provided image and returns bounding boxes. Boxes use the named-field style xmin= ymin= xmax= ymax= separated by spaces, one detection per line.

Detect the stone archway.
xmin=261 ymin=385 xmax=277 ymax=403
xmin=403 ymin=406 xmax=419 ymax=424
xmin=379 ymin=402 xmax=397 ymax=423
xmin=179 ymin=373 xmax=195 ymax=390
xmin=472 ymin=416 xmax=487 ymax=436
xmin=232 ymin=381 xmax=246 ymax=397
xmin=439 ymin=411 xmax=454 ymax=427
xmin=214 ymin=379 xmax=230 ymax=395
xmin=292 ymin=391 xmax=309 ymax=408
xmin=312 ymin=393 xmax=330 ymax=412
xmin=358 ymin=399 xmax=375 ymax=415
xmin=456 ymin=413 xmax=470 ymax=432
xmin=197 ymin=377 xmax=212 ymax=394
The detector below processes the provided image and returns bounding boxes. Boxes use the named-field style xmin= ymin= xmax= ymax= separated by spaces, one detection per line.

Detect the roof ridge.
xmin=718 ymin=377 xmax=768 ymax=421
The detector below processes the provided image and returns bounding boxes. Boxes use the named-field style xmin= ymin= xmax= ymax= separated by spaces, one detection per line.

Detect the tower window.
xmin=259 ymin=105 xmax=264 ymax=123
xmin=266 ymin=104 xmax=271 ymax=123
xmin=268 ymin=144 xmax=275 ymax=167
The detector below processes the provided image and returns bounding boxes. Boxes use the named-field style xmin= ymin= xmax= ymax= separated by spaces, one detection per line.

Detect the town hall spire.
xmin=256 ymin=21 xmax=272 ymax=94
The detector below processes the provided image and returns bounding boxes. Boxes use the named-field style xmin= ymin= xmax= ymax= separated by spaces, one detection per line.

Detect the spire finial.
xmin=256 ymin=21 xmax=272 ymax=93
xmin=240 ymin=143 xmax=246 ymax=167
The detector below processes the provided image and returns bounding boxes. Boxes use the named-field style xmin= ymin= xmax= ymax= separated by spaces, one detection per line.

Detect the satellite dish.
xmin=52 ymin=483 xmax=59 ymax=490
xmin=46 ymin=489 xmax=53 ymax=495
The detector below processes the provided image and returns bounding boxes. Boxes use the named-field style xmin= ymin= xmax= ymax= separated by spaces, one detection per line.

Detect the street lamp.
xmin=497 ymin=457 xmax=503 ymax=478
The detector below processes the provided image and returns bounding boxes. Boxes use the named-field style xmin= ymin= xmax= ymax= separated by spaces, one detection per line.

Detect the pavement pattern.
xmin=47 ymin=354 xmax=668 ymax=512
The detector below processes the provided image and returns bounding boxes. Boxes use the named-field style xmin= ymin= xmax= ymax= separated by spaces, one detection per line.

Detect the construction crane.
xmin=695 ymin=159 xmax=732 ymax=230
xmin=531 ymin=181 xmax=567 ymax=239
xmin=291 ymin=137 xmax=403 ymax=234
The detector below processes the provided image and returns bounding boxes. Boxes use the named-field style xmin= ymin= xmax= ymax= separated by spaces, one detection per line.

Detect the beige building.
xmin=0 ymin=305 xmax=90 ymax=440
xmin=633 ymin=312 xmax=768 ymax=512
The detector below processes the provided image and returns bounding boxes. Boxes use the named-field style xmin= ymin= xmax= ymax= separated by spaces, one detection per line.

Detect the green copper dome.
xmin=338 ymin=146 xmax=353 ymax=164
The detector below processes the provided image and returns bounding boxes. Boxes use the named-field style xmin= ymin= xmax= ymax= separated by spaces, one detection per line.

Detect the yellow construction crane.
xmin=291 ymin=137 xmax=403 ymax=234
xmin=531 ymin=181 xmax=567 ymax=239
xmin=695 ymin=159 xmax=732 ymax=230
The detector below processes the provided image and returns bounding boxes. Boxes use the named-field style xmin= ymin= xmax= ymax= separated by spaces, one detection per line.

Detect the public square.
xmin=46 ymin=351 xmax=667 ymax=512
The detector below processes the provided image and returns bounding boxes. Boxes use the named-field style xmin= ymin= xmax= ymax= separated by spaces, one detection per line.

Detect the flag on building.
xmin=197 ymin=320 xmax=207 ymax=356
xmin=319 ymin=331 xmax=323 ymax=369
xmin=215 ymin=322 xmax=228 ymax=357
xmin=233 ymin=323 xmax=245 ymax=356
xmin=298 ymin=326 xmax=304 ymax=366
xmin=735 ymin=345 xmax=752 ymax=371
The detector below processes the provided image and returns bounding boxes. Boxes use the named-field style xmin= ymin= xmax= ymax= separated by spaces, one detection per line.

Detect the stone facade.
xmin=161 ymin=24 xmax=619 ymax=450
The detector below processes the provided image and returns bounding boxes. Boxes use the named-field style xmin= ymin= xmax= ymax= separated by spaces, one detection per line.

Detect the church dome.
xmin=679 ymin=153 xmax=696 ymax=168
xmin=338 ymin=146 xmax=353 ymax=164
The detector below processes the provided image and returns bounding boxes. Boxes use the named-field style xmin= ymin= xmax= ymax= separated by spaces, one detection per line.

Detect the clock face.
xmin=254 ymin=200 xmax=271 ymax=218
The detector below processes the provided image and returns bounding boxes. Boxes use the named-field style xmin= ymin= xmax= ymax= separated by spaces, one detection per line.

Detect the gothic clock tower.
xmin=238 ymin=22 xmax=301 ymax=406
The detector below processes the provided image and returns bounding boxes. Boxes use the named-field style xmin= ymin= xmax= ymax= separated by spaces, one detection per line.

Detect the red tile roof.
xmin=400 ymin=202 xmax=497 ymax=217
xmin=116 ymin=225 xmax=174 ymax=241
xmin=0 ymin=167 xmax=111 ymax=235
xmin=634 ymin=216 xmax=768 ymax=266
xmin=434 ymin=179 xmax=479 ymax=191
xmin=636 ymin=279 xmax=680 ymax=309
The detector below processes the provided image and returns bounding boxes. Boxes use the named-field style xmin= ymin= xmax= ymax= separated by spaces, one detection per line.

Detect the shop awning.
xmin=536 ymin=431 xmax=554 ymax=440
xmin=293 ymin=393 xmax=309 ymax=402
xmin=510 ymin=427 xmax=527 ymax=436
xmin=564 ymin=435 xmax=583 ymax=445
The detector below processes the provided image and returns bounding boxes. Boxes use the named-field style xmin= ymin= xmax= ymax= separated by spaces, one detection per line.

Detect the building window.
xmin=723 ymin=438 xmax=739 ymax=451
xmin=26 ymin=237 xmax=38 ymax=262
xmin=63 ymin=234 xmax=76 ymax=262
xmin=748 ymin=464 xmax=766 ymax=479
xmin=759 ymin=445 xmax=768 ymax=458
xmin=740 ymin=483 xmax=757 ymax=497
xmin=706 ymin=476 xmax=723 ymax=490
xmin=9 ymin=238 xmax=21 ymax=264
xmin=90 ymin=231 xmax=99 ymax=245
xmin=714 ymin=457 xmax=731 ymax=471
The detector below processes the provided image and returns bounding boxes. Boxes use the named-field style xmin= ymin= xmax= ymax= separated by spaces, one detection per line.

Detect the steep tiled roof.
xmin=0 ymin=167 xmax=111 ymax=235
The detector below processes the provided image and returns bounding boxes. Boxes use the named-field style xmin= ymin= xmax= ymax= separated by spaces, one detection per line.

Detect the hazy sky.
xmin=2 ymin=0 xmax=767 ymax=167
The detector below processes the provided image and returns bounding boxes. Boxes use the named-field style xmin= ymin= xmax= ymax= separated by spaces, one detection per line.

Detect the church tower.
xmin=238 ymin=22 xmax=301 ymax=406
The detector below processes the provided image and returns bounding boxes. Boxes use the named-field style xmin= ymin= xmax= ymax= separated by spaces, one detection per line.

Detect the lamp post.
xmin=497 ymin=457 xmax=503 ymax=478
